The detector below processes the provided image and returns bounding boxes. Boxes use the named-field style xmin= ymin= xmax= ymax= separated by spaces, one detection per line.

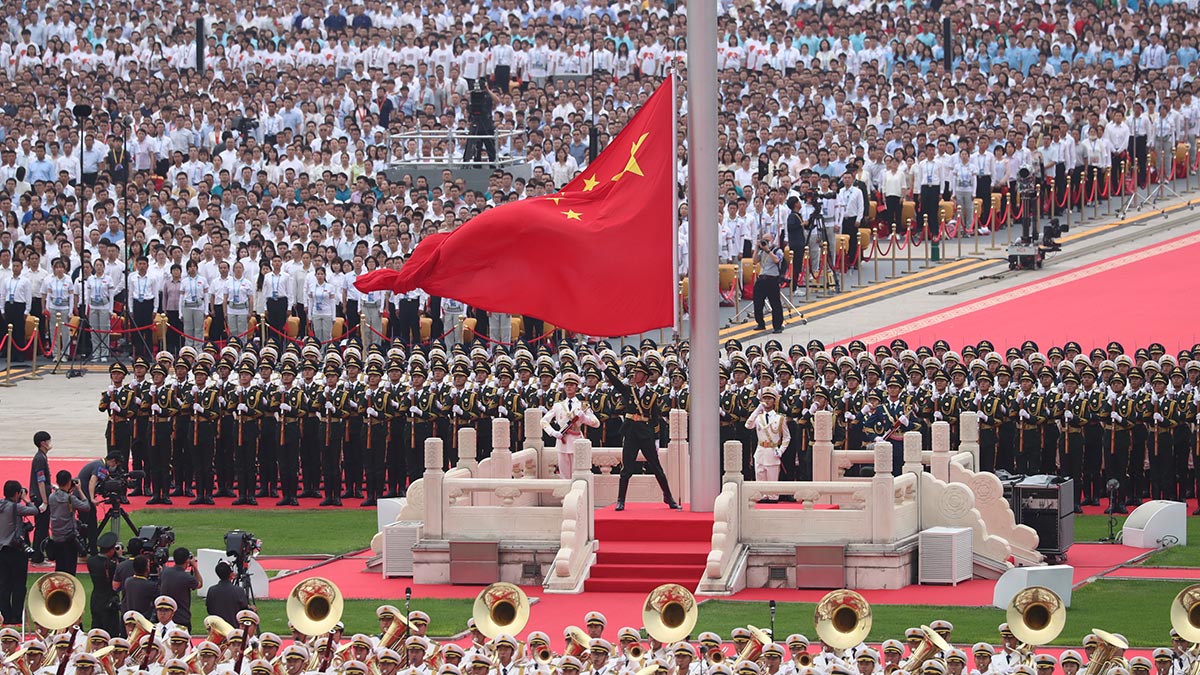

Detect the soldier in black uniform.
xmin=865 ymin=374 xmax=921 ymax=475
xmin=1168 ymin=368 xmax=1195 ymax=505
xmin=275 ymin=362 xmax=305 ymax=506
xmin=362 ymin=363 xmax=391 ymax=507
xmin=100 ymin=362 xmax=136 ymax=467
xmin=171 ymin=359 xmax=194 ymax=497
xmin=1101 ymin=373 xmax=1135 ymax=514
xmin=189 ymin=363 xmax=221 ymax=506
xmin=406 ymin=362 xmax=435 ymax=484
xmin=838 ymin=370 xmax=867 ymax=453
xmin=341 ymin=357 xmax=367 ymax=500
xmin=298 ymin=360 xmax=323 ymax=498
xmin=582 ymin=367 xmax=611 ymax=448
xmin=230 ymin=362 xmax=264 ymax=506
xmin=383 ymin=360 xmax=409 ymax=498
xmin=318 ymin=363 xmax=349 ymax=507
xmin=145 ymin=363 xmax=179 ymax=505
xmin=1080 ymin=367 xmax=1106 ymax=505
xmin=1125 ymin=367 xmax=1148 ymax=506
xmin=605 ymin=361 xmax=681 ymax=512
xmin=970 ymin=372 xmax=1004 ymax=473
xmin=1058 ymin=372 xmax=1088 ymax=512
xmin=1037 ymin=368 xmax=1061 ymax=475
xmin=1011 ymin=371 xmax=1046 ymax=476
xmin=213 ymin=359 xmax=237 ymax=498
xmin=130 ymin=358 xmax=152 ymax=496
xmin=1143 ymin=372 xmax=1179 ymax=501
xmin=255 ymin=358 xmax=280 ymax=500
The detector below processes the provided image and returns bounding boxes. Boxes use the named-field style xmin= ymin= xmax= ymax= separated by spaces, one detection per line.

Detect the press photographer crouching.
xmin=47 ymin=470 xmax=90 ymax=574
xmin=0 ymin=480 xmax=40 ymax=621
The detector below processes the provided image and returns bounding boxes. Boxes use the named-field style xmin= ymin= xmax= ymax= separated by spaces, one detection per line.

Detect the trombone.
xmin=1007 ymin=586 xmax=1066 ymax=667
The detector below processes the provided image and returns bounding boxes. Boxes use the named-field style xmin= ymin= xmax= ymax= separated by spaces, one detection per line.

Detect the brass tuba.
xmin=1007 ymin=586 xmax=1066 ymax=665
xmin=563 ymin=627 xmax=591 ymax=658
xmin=1081 ymin=629 xmax=1129 ymax=675
xmin=900 ymin=626 xmax=950 ymax=674
xmin=286 ymin=578 xmax=344 ymax=637
xmin=204 ymin=616 xmax=236 ymax=646
xmin=734 ymin=626 xmax=772 ymax=664
xmin=815 ymin=589 xmax=872 ymax=651
xmin=472 ymin=583 xmax=531 ymax=638
xmin=1171 ymin=585 xmax=1200 ymax=675
xmin=643 ymin=584 xmax=699 ymax=644
xmin=27 ymin=573 xmax=86 ymax=631
xmin=533 ymin=645 xmax=556 ymax=666
xmin=706 ymin=649 xmax=727 ymax=666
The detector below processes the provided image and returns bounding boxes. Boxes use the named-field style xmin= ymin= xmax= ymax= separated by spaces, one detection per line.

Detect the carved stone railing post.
xmin=523 ymin=408 xmax=543 ymax=450
xmin=812 ymin=410 xmax=834 ymax=482
xmin=573 ymin=438 xmax=595 ymax=538
xmin=958 ymin=412 xmax=980 ymax=471
xmin=871 ymin=441 xmax=895 ymax=543
xmin=424 ymin=437 xmax=445 ymax=538
xmin=668 ymin=410 xmax=689 ymax=503
xmin=456 ymin=427 xmax=478 ymax=475
xmin=931 ymin=421 xmax=951 ymax=482
xmin=722 ymin=440 xmax=743 ymax=486
xmin=491 ymin=418 xmax=513 ymax=479
xmin=903 ymin=431 xmax=924 ymax=475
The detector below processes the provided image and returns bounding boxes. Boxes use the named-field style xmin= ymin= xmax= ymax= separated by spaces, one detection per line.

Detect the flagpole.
xmin=670 ymin=71 xmax=681 ymax=340
xmin=687 ymin=0 xmax=719 ymax=512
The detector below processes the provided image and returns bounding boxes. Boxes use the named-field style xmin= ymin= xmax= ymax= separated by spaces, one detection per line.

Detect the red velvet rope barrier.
xmin=361 ymin=318 xmax=464 ymax=346
xmin=263 ymin=322 xmax=360 ymax=346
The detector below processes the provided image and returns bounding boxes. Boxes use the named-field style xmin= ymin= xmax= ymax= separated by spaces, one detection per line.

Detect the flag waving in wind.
xmin=354 ymin=78 xmax=676 ymax=337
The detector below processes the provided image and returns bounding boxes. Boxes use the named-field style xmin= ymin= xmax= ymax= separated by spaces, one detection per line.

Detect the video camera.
xmin=225 ymin=530 xmax=262 ymax=576
xmin=1042 ymin=217 xmax=1066 ymax=252
xmin=98 ymin=467 xmax=146 ymax=501
xmin=136 ymin=525 xmax=175 ymax=575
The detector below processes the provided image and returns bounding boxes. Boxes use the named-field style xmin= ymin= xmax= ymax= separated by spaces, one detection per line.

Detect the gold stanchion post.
xmin=1 ymin=326 xmax=14 ymax=388
xmin=28 ymin=317 xmax=42 ymax=380
xmin=922 ymin=219 xmax=930 ymax=269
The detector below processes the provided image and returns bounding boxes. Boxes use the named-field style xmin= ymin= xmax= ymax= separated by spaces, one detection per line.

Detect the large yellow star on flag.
xmin=611 ymin=132 xmax=649 ymax=182
xmin=561 ymin=209 xmax=582 ymax=221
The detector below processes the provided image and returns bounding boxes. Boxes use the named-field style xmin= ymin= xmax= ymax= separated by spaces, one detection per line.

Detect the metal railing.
xmin=386 ymin=127 xmax=528 ymax=167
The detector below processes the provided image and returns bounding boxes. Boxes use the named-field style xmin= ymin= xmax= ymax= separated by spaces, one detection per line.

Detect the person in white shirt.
xmin=179 ymin=260 xmax=209 ymax=348
xmin=224 ymin=262 xmax=255 ymax=340
xmin=261 ymin=256 xmax=293 ymax=349
xmin=540 ymin=372 xmax=599 ymax=477
xmin=127 ymin=255 xmax=160 ymax=360
xmin=84 ymin=258 xmax=116 ymax=363
xmin=837 ymin=171 xmax=865 ymax=265
xmin=881 ymin=156 xmax=907 ymax=233
xmin=951 ymin=150 xmax=977 ymax=234
xmin=306 ymin=267 xmax=338 ymax=343
xmin=42 ymin=258 xmax=76 ymax=360
xmin=746 ymin=387 xmax=790 ymax=484
xmin=2 ymin=258 xmax=33 ymax=362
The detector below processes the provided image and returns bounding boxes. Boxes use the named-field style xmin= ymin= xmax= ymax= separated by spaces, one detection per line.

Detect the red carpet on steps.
xmin=587 ymin=503 xmax=712 ymax=593
xmin=848 ymin=230 xmax=1200 ymax=352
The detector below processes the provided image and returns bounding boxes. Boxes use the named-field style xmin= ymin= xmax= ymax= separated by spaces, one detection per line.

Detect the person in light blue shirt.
xmin=26 ymin=143 xmax=55 ymax=183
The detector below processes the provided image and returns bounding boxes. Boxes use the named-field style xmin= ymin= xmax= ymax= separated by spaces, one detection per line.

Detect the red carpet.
xmin=586 ymin=503 xmax=712 ymax=593
xmin=1106 ymin=566 xmax=1200 ymax=580
xmin=848 ymin=231 xmax=1200 ymax=352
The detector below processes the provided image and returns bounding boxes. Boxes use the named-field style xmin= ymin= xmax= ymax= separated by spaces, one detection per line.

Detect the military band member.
xmin=276 ymin=363 xmax=306 ymax=506
xmin=189 ymin=364 xmax=221 ymax=506
xmin=230 ymin=362 xmax=264 ymax=506
xmin=101 ymin=362 xmax=137 ymax=468
xmin=541 ymin=372 xmax=599 ymax=478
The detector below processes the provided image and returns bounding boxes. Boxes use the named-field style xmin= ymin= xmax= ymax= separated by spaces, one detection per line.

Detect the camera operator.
xmin=48 ymin=470 xmax=90 ymax=574
xmin=78 ymin=454 xmax=120 ymax=555
xmin=159 ymin=548 xmax=203 ymax=632
xmin=113 ymin=537 xmax=144 ymax=601
xmin=751 ymin=235 xmax=785 ymax=334
xmin=784 ymin=195 xmax=806 ymax=291
xmin=205 ymin=561 xmax=251 ymax=626
xmin=88 ymin=532 xmax=123 ymax=636
xmin=0 ymin=480 xmax=40 ymax=621
xmin=805 ymin=176 xmax=840 ymax=282
xmin=121 ymin=555 xmax=158 ymax=616
xmin=1016 ymin=168 xmax=1039 ymax=243
xmin=463 ymin=79 xmax=501 ymax=165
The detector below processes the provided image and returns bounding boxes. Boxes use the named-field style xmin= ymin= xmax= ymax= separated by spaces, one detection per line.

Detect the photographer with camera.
xmin=159 ymin=548 xmax=203 ymax=632
xmin=121 ymin=555 xmax=158 ymax=616
xmin=78 ymin=454 xmax=121 ymax=555
xmin=0 ymin=480 xmax=40 ymax=621
xmin=47 ymin=470 xmax=90 ymax=574
xmin=751 ymin=234 xmax=785 ymax=334
xmin=88 ymin=532 xmax=123 ymax=636
xmin=463 ymin=79 xmax=501 ymax=165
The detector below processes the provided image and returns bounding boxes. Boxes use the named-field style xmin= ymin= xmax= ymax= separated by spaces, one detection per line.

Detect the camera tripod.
xmin=97 ymin=495 xmax=138 ymax=540
xmin=1122 ymin=139 xmax=1182 ymax=215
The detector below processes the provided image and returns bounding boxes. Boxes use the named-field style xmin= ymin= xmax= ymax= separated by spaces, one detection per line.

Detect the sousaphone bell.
xmin=286 ymin=578 xmax=344 ymax=636
xmin=642 ymin=584 xmax=699 ymax=644
xmin=27 ymin=573 xmax=86 ymax=630
xmin=472 ymin=582 xmax=530 ymax=638
xmin=815 ymin=589 xmax=872 ymax=651
xmin=1007 ymin=585 xmax=1066 ymax=664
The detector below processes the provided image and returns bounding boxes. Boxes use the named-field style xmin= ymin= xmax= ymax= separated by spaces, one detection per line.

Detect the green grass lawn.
xmin=1075 ymin=515 xmax=1200 ymax=566
xmin=696 ymin=580 xmax=1184 ymax=647
xmin=117 ymin=509 xmax=377 ymax=556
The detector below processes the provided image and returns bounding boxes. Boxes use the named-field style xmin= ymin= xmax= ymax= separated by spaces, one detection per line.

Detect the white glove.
xmin=719 ymin=409 xmax=727 ymax=417
xmin=280 ymin=403 xmax=292 ymax=413
xmin=109 ymin=402 xmax=121 ymax=412
xmin=841 ymin=391 xmax=850 ymax=402
xmin=150 ymin=385 xmax=158 ymax=395
xmin=367 ymin=407 xmax=378 ymax=418
xmin=191 ymin=385 xmax=199 ymax=395
xmin=151 ymin=403 xmax=162 ymax=414
xmin=409 ymin=406 xmax=422 ymax=416
xmin=107 ymin=384 xmax=116 ymax=394
xmin=976 ymin=410 xmax=988 ymax=422
xmin=192 ymin=403 xmax=203 ymax=414
xmin=1019 ymin=409 xmax=1030 ymax=420
xmin=1107 ymin=392 xmax=1117 ymax=403
xmin=934 ymin=411 xmax=943 ymax=421
xmin=452 ymin=404 xmax=464 ymax=416
xmin=1064 ymin=410 xmax=1073 ymax=421
xmin=860 ymin=404 xmax=871 ymax=415
xmin=498 ymin=406 xmax=508 ymax=416
xmin=238 ymin=403 xmax=249 ymax=413
xmin=974 ymin=394 xmax=982 ymax=405
xmin=134 ymin=397 xmax=142 ymax=406
xmin=844 ymin=412 xmax=855 ymax=421
xmin=1154 ymin=412 xmax=1164 ymax=423
xmin=1111 ymin=411 xmax=1122 ymax=422
xmin=754 ymin=402 xmax=765 ymax=414
xmin=218 ymin=397 xmax=226 ymax=406
xmin=390 ymin=400 xmax=400 ymax=409
xmin=549 ymin=429 xmax=562 ymax=439
xmin=873 ymin=436 xmax=885 ymax=443
xmin=809 ymin=403 xmax=819 ymax=414
xmin=348 ymin=400 xmax=359 ymax=410
xmin=899 ymin=414 xmax=909 ymax=426
xmin=325 ymin=402 xmax=335 ymax=412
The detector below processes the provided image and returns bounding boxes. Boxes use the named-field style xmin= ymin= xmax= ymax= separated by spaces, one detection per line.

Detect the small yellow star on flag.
xmin=582 ymin=175 xmax=600 ymax=191
xmin=561 ymin=209 xmax=582 ymax=221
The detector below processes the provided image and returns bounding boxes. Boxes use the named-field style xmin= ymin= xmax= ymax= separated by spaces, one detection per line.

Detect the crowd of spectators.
xmin=0 ymin=0 xmax=1199 ymax=350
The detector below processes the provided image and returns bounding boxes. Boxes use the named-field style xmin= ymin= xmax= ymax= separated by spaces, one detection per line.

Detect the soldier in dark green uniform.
xmin=275 ymin=362 xmax=305 ymax=506
xmin=189 ymin=363 xmax=221 ymax=506
xmin=1101 ymin=374 xmax=1135 ymax=514
xmin=1143 ymin=372 xmax=1179 ymax=501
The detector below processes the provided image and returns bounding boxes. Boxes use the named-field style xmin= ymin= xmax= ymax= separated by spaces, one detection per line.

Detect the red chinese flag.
xmin=355 ymin=79 xmax=676 ymax=336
